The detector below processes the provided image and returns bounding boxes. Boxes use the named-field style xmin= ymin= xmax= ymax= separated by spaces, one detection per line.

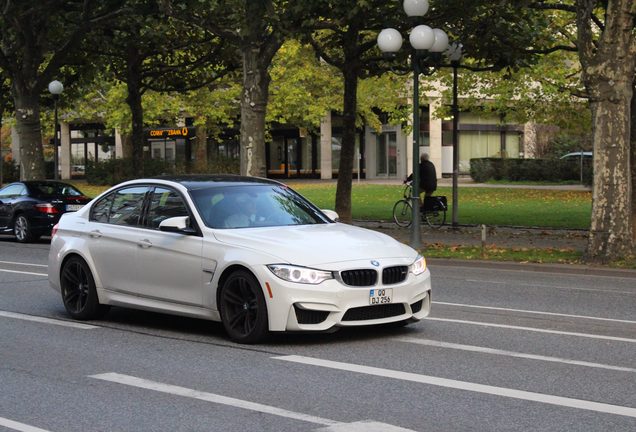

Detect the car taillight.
xmin=35 ymin=203 xmax=61 ymax=214
xmin=51 ymin=224 xmax=59 ymax=238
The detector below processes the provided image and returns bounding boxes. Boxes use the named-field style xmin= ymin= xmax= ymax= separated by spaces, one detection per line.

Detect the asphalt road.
xmin=1 ymin=235 xmax=635 ymax=432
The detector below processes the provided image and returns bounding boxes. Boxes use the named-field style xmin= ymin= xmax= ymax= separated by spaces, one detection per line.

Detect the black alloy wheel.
xmin=60 ymin=256 xmax=108 ymax=320
xmin=219 ymin=270 xmax=268 ymax=344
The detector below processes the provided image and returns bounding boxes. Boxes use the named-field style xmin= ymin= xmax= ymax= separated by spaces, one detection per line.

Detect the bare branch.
xmin=530 ymin=0 xmax=605 ymax=30
xmin=525 ymin=44 xmax=578 ymax=54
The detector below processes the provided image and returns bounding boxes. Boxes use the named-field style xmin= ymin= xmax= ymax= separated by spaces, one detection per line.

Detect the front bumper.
xmin=252 ymin=265 xmax=432 ymax=332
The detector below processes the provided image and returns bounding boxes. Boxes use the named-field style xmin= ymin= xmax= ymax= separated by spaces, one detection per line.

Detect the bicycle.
xmin=392 ymin=182 xmax=447 ymax=229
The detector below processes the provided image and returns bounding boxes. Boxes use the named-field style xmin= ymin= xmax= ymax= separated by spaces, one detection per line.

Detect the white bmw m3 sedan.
xmin=48 ymin=175 xmax=432 ymax=343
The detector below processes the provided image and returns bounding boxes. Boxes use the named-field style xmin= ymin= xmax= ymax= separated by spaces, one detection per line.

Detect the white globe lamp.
xmin=403 ymin=0 xmax=429 ymax=17
xmin=377 ymin=28 xmax=403 ymax=53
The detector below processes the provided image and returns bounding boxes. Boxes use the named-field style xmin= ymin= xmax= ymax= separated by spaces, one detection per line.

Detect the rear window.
xmin=30 ymin=183 xmax=84 ymax=198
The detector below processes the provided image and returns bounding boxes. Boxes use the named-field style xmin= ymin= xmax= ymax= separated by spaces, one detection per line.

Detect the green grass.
xmin=287 ymin=182 xmax=592 ymax=229
xmin=423 ymin=243 xmax=584 ymax=264
xmin=485 ymin=179 xmax=584 ymax=186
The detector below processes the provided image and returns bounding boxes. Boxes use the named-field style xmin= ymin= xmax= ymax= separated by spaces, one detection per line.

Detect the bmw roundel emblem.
xmin=371 ymin=260 xmax=380 ymax=267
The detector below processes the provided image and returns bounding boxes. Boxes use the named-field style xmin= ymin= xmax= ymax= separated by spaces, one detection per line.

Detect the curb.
xmin=427 ymin=258 xmax=636 ymax=278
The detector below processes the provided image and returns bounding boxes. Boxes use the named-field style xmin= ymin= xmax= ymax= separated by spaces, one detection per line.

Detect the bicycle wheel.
xmin=393 ymin=199 xmax=413 ymax=227
xmin=424 ymin=209 xmax=446 ymax=229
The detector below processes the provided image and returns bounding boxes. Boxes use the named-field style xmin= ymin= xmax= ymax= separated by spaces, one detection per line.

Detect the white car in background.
xmin=48 ymin=175 xmax=431 ymax=343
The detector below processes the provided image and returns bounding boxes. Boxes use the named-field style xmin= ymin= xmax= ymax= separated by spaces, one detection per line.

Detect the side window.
xmin=90 ymin=195 xmax=113 ymax=223
xmin=108 ymin=186 xmax=149 ymax=227
xmin=0 ymin=184 xmax=26 ymax=198
xmin=146 ymin=187 xmax=189 ymax=229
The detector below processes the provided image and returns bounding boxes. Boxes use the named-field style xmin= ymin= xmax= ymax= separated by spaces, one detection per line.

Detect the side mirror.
xmin=159 ymin=216 xmax=197 ymax=235
xmin=321 ymin=209 xmax=339 ymax=222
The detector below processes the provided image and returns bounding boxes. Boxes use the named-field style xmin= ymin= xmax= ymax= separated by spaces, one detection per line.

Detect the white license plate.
xmin=369 ymin=288 xmax=393 ymax=305
xmin=66 ymin=204 xmax=84 ymax=211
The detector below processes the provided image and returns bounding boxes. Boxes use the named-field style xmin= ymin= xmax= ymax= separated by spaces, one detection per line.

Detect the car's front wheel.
xmin=60 ymin=256 xmax=108 ymax=320
xmin=219 ymin=270 xmax=269 ymax=344
xmin=14 ymin=214 xmax=38 ymax=243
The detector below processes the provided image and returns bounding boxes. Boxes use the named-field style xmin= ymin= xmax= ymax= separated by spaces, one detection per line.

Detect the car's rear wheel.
xmin=14 ymin=214 xmax=38 ymax=243
xmin=60 ymin=256 xmax=108 ymax=320
xmin=219 ymin=270 xmax=268 ymax=344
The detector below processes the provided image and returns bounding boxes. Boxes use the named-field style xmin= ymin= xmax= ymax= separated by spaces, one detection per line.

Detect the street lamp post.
xmin=48 ymin=80 xmax=64 ymax=180
xmin=377 ymin=0 xmax=449 ymax=250
xmin=448 ymin=43 xmax=462 ymax=228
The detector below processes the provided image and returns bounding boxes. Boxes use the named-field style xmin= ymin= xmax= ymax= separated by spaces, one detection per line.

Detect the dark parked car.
xmin=0 ymin=181 xmax=90 ymax=242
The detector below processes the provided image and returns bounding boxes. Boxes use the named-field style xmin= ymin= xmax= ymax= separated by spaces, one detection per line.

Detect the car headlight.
xmin=410 ymin=255 xmax=427 ymax=275
xmin=267 ymin=264 xmax=333 ymax=284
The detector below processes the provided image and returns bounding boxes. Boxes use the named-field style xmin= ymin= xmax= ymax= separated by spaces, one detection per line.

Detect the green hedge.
xmin=470 ymin=158 xmax=593 ymax=185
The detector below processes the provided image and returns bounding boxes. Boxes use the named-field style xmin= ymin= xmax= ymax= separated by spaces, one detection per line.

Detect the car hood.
xmin=211 ymin=223 xmax=417 ymax=266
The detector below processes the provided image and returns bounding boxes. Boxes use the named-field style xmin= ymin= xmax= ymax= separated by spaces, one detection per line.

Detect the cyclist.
xmin=405 ymin=153 xmax=437 ymax=198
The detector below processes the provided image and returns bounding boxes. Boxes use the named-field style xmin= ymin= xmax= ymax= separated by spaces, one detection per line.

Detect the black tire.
xmin=60 ymin=256 xmax=108 ymax=320
xmin=424 ymin=209 xmax=446 ymax=229
xmin=219 ymin=270 xmax=269 ymax=344
xmin=14 ymin=214 xmax=36 ymax=243
xmin=392 ymin=199 xmax=413 ymax=227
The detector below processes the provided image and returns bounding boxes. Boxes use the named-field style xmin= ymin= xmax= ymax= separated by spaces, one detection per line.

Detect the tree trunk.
xmin=335 ymin=68 xmax=358 ymax=223
xmin=578 ymin=0 xmax=636 ymax=262
xmin=631 ymin=84 xmax=636 ymax=248
xmin=239 ymin=46 xmax=269 ymax=178
xmin=125 ymin=44 xmax=145 ymax=176
xmin=13 ymin=89 xmax=45 ymax=180
xmin=585 ymin=78 xmax=633 ymax=261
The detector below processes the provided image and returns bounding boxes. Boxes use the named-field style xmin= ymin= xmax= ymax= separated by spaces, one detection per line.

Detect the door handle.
xmin=137 ymin=239 xmax=152 ymax=249
xmin=89 ymin=230 xmax=102 ymax=238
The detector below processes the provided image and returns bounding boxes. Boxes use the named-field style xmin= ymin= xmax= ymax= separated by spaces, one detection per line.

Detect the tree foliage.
xmin=85 ymin=0 xmax=236 ymax=172
xmin=0 ymin=0 xmax=125 ymax=180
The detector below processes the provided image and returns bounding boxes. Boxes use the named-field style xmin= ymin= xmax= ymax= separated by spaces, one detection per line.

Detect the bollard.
xmin=481 ymin=224 xmax=486 ymax=258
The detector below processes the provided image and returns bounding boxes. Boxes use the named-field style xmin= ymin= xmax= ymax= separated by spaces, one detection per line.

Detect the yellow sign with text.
xmin=148 ymin=127 xmax=190 ymax=138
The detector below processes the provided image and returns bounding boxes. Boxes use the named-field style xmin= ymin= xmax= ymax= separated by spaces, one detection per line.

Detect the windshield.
xmin=190 ymin=184 xmax=329 ymax=229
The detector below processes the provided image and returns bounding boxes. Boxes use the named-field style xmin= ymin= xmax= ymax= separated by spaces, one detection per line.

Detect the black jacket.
xmin=407 ymin=160 xmax=437 ymax=193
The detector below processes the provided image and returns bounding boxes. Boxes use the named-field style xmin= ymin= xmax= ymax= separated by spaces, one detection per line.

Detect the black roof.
xmin=20 ymin=180 xmax=75 ymax=186
xmin=152 ymin=174 xmax=282 ymax=190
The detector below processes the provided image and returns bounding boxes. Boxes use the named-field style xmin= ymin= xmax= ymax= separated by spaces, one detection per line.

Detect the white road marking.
xmin=0 ymin=311 xmax=98 ymax=329
xmin=275 ymin=355 xmax=636 ymax=419
xmin=458 ymin=278 xmax=635 ymax=295
xmin=90 ymin=372 xmax=340 ymax=426
xmin=426 ymin=317 xmax=636 ymax=344
xmin=0 ymin=417 xmax=53 ymax=432
xmin=434 ymin=301 xmax=636 ymax=325
xmin=0 ymin=268 xmax=47 ymax=277
xmin=0 ymin=260 xmax=47 ymax=268
xmin=396 ymin=337 xmax=636 ymax=373
xmin=315 ymin=421 xmax=415 ymax=432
